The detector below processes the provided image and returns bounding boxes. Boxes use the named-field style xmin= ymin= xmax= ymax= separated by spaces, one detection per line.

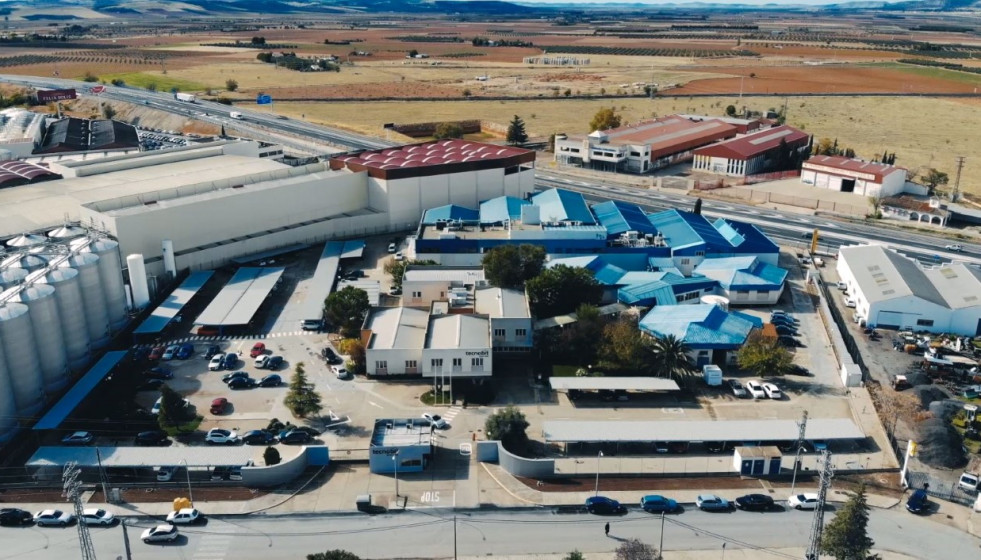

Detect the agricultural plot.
xmin=540 ymin=45 xmax=760 ymax=58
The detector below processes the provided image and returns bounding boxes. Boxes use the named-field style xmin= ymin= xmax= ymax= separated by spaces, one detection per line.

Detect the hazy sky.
xmin=523 ymin=0 xmax=866 ymax=4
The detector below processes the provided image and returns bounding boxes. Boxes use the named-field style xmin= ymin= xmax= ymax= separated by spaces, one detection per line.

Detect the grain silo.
xmin=0 ymin=302 xmax=44 ymax=416
xmin=64 ymin=253 xmax=110 ymax=349
xmin=47 ymin=225 xmax=87 ymax=242
xmin=87 ymin=239 xmax=128 ymax=330
xmin=14 ymin=285 xmax=69 ymax=392
xmin=0 ymin=268 xmax=28 ymax=290
xmin=39 ymin=267 xmax=90 ymax=371
xmin=0 ymin=344 xmax=19 ymax=442
xmin=2 ymin=253 xmax=48 ymax=272
xmin=5 ymin=233 xmax=47 ymax=249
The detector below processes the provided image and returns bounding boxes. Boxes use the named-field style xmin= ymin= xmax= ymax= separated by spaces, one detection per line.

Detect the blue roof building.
xmin=712 ymin=218 xmax=780 ymax=256
xmin=531 ymin=188 xmax=596 ymax=224
xmin=618 ymin=273 xmax=718 ymax=307
xmin=639 ymin=303 xmax=761 ymax=366
xmin=422 ymin=204 xmax=480 ymax=225
xmin=694 ymin=257 xmax=787 ymax=305
xmin=479 ymin=196 xmax=530 ymax=224
xmin=592 ymin=200 xmax=659 ymax=237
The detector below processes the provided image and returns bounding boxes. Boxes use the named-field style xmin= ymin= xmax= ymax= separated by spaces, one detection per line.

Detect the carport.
xmin=341 ymin=240 xmax=365 ymax=259
xmin=194 ymin=267 xmax=285 ymax=330
xmin=26 ymin=446 xmax=256 ymax=481
xmin=300 ymin=241 xmax=344 ymax=327
xmin=133 ymin=271 xmax=214 ymax=338
xmin=549 ymin=377 xmax=680 ymax=393
xmin=33 ymin=351 xmax=128 ymax=431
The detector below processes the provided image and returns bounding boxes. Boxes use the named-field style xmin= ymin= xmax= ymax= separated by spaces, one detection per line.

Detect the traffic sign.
xmin=256 ymin=94 xmax=272 ymax=105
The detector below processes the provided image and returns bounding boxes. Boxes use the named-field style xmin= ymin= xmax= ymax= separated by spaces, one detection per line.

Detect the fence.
xmin=817 ymin=275 xmax=871 ymax=383
xmin=742 ymin=170 xmax=801 ymax=185
xmin=906 ymin=470 xmax=976 ymax=507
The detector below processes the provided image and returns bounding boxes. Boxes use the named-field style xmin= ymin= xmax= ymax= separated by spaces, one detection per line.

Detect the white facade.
xmin=691 ymin=153 xmax=767 ymax=177
xmin=554 ymin=135 xmax=652 ymax=173
xmin=801 ymin=159 xmax=907 ymax=198
xmin=474 ymin=287 xmax=533 ymax=351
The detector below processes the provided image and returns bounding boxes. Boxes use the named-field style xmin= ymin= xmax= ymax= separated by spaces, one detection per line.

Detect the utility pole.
xmin=453 ymin=514 xmax=458 ymax=560
xmin=791 ymin=410 xmax=809 ymax=494
xmin=63 ymin=462 xmax=97 ymax=560
xmin=805 ymin=450 xmax=834 ymax=560
xmin=952 ymin=156 xmax=966 ymax=203
xmin=95 ymin=448 xmax=109 ymax=503
xmin=658 ymin=511 xmax=666 ymax=560
xmin=738 ymin=76 xmax=744 ymax=101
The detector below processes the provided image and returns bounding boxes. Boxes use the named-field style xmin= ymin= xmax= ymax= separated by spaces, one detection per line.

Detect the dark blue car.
xmin=640 ymin=495 xmax=679 ymax=513
xmin=176 ymin=343 xmax=194 ymax=359
xmin=585 ymin=496 xmax=624 ymax=515
xmin=906 ymin=489 xmax=928 ymax=514
xmin=221 ymin=352 xmax=238 ymax=370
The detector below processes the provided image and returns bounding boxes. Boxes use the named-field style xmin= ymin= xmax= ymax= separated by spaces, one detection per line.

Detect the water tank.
xmin=5 ymin=233 xmax=47 ymax=249
xmin=2 ymin=253 xmax=47 ymax=272
xmin=47 ymin=225 xmax=87 ymax=241
xmin=65 ymin=253 xmax=110 ymax=349
xmin=0 ymin=345 xmax=19 ymax=442
xmin=40 ymin=268 xmax=90 ymax=371
xmin=127 ymin=254 xmax=150 ymax=309
xmin=0 ymin=268 xmax=28 ymax=290
xmin=15 ymin=284 xmax=69 ymax=392
xmin=88 ymin=239 xmax=128 ymax=330
xmin=162 ymin=239 xmax=177 ymax=278
xmin=700 ymin=295 xmax=730 ymax=311
xmin=0 ymin=302 xmax=44 ymax=416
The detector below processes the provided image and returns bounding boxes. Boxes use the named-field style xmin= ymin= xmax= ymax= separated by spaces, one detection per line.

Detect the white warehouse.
xmin=837 ymin=244 xmax=981 ymax=335
xmin=801 ymin=155 xmax=908 ymax=198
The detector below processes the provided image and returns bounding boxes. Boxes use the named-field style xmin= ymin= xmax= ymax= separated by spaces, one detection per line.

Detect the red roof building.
xmin=329 ymin=139 xmax=535 ymax=180
xmin=801 ymin=155 xmax=908 ymax=197
xmin=0 ymin=160 xmax=60 ymax=190
xmin=691 ymin=125 xmax=809 ymax=177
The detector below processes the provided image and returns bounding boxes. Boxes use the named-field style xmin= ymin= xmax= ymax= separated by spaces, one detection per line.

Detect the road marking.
xmin=368 ymin=401 xmax=383 ymax=408
xmin=441 ymin=406 xmax=462 ymax=421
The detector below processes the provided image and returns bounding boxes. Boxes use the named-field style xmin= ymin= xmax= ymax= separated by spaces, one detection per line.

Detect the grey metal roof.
xmin=194 ymin=267 xmax=285 ymax=326
xmin=27 ymin=446 xmax=256 ymax=468
xmin=300 ymin=241 xmax=343 ymax=323
xmin=839 ymin=245 xmax=945 ymax=307
xmin=922 ymin=263 xmax=981 ymax=310
xmin=341 ymin=240 xmax=365 ymax=259
xmin=337 ymin=279 xmax=380 ymax=306
xmin=133 ymin=271 xmax=214 ymax=334
xmin=542 ymin=418 xmax=864 ymax=443
xmin=426 ymin=313 xmax=490 ymax=349
xmin=549 ymin=377 xmax=680 ymax=392
xmin=34 ymin=352 xmax=127 ymax=430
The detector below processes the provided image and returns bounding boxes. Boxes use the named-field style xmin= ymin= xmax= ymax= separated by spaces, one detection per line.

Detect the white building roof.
xmin=27 ymin=446 xmax=256 ymax=468
xmin=549 ymin=377 xmax=680 ymax=392
xmin=474 ymin=287 xmax=530 ymax=318
xmin=426 ymin=314 xmax=490 ymax=349
xmin=194 ymin=267 xmax=285 ymax=326
xmin=543 ymin=418 xmax=865 ymax=443
xmin=403 ymin=266 xmax=486 ymax=284
xmin=365 ymin=306 xmax=430 ymax=349
xmin=922 ymin=264 xmax=981 ymax=310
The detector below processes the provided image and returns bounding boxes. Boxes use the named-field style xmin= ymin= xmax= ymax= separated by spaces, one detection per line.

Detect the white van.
xmin=154 ymin=466 xmax=176 ymax=482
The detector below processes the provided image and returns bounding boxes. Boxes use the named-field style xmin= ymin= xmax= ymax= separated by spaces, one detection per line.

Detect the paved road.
xmin=4 ymin=507 xmax=977 ymax=560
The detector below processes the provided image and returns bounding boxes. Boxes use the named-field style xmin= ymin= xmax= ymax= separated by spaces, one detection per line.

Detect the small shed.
xmin=733 ymin=446 xmax=782 ymax=477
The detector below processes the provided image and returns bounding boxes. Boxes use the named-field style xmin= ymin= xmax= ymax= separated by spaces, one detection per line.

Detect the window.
xmin=431 ymin=358 xmax=443 ymax=368
xmin=679 ymin=291 xmax=700 ymax=302
xmin=405 ymin=360 xmax=417 ymax=369
xmin=494 ymin=328 xmax=506 ymax=337
xmin=916 ymin=319 xmax=934 ymax=327
xmin=515 ymin=328 xmax=527 ymax=337
xmin=630 ymin=151 xmax=641 ymax=157
xmin=412 ymin=291 xmax=422 ymax=298
xmin=375 ymin=361 xmax=387 ymax=369
xmin=695 ymin=251 xmax=705 ymax=257
xmin=679 ymin=258 xmax=690 ymax=265
xmin=452 ymin=358 xmax=462 ymax=367
xmin=472 ymin=357 xmax=484 ymax=367
xmin=440 ymin=292 xmax=445 ymax=298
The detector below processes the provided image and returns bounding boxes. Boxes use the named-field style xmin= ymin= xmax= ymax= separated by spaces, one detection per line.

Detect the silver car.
xmin=33 ymin=509 xmax=74 ymax=527
xmin=80 ymin=508 xmax=115 ymax=526
xmin=141 ymin=524 xmax=179 ymax=543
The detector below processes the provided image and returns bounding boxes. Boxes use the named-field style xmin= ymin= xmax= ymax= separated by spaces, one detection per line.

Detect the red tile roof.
xmin=802 ymin=155 xmax=906 ymax=184
xmin=693 ymin=125 xmax=809 ymax=160
xmin=0 ymin=160 xmax=60 ymax=189
xmin=330 ymin=140 xmax=535 ymax=180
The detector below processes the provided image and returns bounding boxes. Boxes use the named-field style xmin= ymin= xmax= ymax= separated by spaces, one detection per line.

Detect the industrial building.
xmin=35 ymin=117 xmax=140 ymax=155
xmin=691 ymin=125 xmax=809 ymax=178
xmin=638 ymin=303 xmax=762 ymax=366
xmin=474 ymin=287 xmax=533 ymax=352
xmin=402 ymin=266 xmax=486 ymax=309
xmin=801 ymin=155 xmax=908 ymax=198
xmin=369 ymin=418 xmax=433 ymax=474
xmin=0 ymin=108 xmax=46 ymax=159
xmin=692 ymin=256 xmax=787 ymax=305
xmin=837 ymin=244 xmax=981 ymax=335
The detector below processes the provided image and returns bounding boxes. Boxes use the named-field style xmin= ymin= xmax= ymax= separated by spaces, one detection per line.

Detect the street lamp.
xmin=178 ymin=459 xmax=193 ymax=504
xmin=594 ymin=451 xmax=603 ymax=496
xmin=789 ymin=446 xmax=807 ymax=495
xmin=392 ymin=450 xmax=400 ymax=498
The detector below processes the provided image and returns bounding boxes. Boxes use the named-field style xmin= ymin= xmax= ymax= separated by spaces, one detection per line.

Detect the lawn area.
xmin=96 ymin=72 xmax=213 ymax=93
xmin=860 ymin=61 xmax=981 ymax=86
xmin=551 ymin=365 xmax=581 ymax=377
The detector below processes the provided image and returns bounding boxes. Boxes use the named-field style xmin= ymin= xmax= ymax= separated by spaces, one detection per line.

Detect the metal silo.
xmin=1 ymin=253 xmax=48 ymax=272
xmin=65 ymin=253 xmax=110 ymax=349
xmin=39 ymin=268 xmax=90 ymax=371
xmin=14 ymin=285 xmax=69 ymax=392
xmin=0 ymin=344 xmax=19 ymax=442
xmin=47 ymin=225 xmax=87 ymax=242
xmin=87 ymin=239 xmax=128 ymax=330
xmin=5 ymin=233 xmax=47 ymax=249
xmin=0 ymin=302 xmax=44 ymax=416
xmin=0 ymin=268 xmax=28 ymax=290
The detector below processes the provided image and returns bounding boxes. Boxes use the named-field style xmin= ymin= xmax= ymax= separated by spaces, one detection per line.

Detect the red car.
xmin=148 ymin=346 xmax=165 ymax=360
xmin=197 ymin=326 xmax=219 ymax=336
xmin=210 ymin=397 xmax=228 ymax=415
xmin=250 ymin=342 xmax=266 ymax=358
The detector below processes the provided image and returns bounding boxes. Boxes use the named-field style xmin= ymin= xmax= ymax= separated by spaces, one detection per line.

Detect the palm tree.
xmin=648 ymin=334 xmax=697 ymax=387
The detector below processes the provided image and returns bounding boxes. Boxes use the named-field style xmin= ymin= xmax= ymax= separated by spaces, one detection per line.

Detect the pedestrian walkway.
xmin=191 ymin=530 xmax=237 ymax=560
xmin=442 ymin=406 xmax=463 ymax=424
xmin=137 ymin=330 xmax=314 ymax=347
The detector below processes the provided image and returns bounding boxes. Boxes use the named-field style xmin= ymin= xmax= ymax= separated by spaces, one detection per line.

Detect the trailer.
xmin=174 ymin=92 xmax=196 ymax=103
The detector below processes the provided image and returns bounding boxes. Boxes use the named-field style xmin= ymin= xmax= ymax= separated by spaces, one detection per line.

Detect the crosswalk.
xmin=137 ymin=330 xmax=310 ymax=348
xmin=442 ymin=405 xmax=462 ymax=423
xmin=192 ymin=531 xmax=235 ymax=560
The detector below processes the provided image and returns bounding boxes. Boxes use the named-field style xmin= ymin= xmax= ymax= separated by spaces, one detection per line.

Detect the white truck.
xmin=229 ymin=111 xmax=243 ymax=120
xmin=174 ymin=92 xmax=196 ymax=103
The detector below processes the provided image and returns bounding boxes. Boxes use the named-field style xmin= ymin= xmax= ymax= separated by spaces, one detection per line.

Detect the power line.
xmin=805 ymin=450 xmax=834 ymax=560
xmin=63 ymin=461 xmax=97 ymax=560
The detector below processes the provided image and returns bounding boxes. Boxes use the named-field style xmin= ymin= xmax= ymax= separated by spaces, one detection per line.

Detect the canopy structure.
xmin=549 ymin=377 xmax=680 ymax=392
xmin=301 ymin=241 xmax=344 ymax=323
xmin=34 ymin=352 xmax=127 ymax=430
xmin=133 ymin=271 xmax=214 ymax=334
xmin=27 ymin=446 xmax=256 ymax=468
xmin=542 ymin=419 xmax=865 ymax=444
xmin=195 ymin=267 xmax=284 ymax=326
xmin=341 ymin=240 xmax=366 ymax=259
xmin=230 ymin=243 xmax=309 ymax=265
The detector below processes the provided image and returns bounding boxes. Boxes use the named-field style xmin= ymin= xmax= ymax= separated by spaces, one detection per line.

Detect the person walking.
xmin=604 ymin=522 xmax=610 ymax=537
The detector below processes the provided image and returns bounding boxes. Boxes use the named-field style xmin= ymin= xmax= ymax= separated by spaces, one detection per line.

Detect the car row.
xmin=585 ymin=492 xmax=823 ymax=515
xmin=220 ymin=371 xmax=283 ymax=389
xmin=744 ymin=380 xmax=782 ymax=400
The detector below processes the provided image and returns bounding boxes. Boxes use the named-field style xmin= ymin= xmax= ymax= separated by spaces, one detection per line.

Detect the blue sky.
xmin=523 ymin=0 xmax=864 ymax=4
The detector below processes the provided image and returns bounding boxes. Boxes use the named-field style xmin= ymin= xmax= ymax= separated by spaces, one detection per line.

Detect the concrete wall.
xmin=402 ymin=279 xmax=452 ymax=308
xmin=490 ymin=317 xmax=533 ymax=349
xmin=240 ymin=445 xmax=329 ymax=487
xmin=477 ymin=440 xmax=556 ymax=479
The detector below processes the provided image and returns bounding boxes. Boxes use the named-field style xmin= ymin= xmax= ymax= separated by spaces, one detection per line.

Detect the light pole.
xmin=392 ymin=451 xmax=400 ymax=498
xmin=594 ymin=450 xmax=603 ymax=496
xmin=179 ymin=459 xmax=193 ymax=504
xmin=790 ymin=446 xmax=807 ymax=495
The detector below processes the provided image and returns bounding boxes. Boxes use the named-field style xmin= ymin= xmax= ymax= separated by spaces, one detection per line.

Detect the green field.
xmin=861 ymin=62 xmax=981 ymax=86
xmin=94 ymin=72 xmax=213 ymax=93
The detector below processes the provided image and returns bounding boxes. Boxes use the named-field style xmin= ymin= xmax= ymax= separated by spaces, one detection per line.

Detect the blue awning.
xmin=341 ymin=240 xmax=366 ymax=259
xmin=34 ymin=351 xmax=127 ymax=430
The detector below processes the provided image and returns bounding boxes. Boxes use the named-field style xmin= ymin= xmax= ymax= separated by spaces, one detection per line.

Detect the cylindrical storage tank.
xmin=0 ymin=344 xmax=20 ymax=442
xmin=14 ymin=285 xmax=69 ymax=392
xmin=40 ymin=268 xmax=90 ymax=371
xmin=88 ymin=240 xmax=128 ymax=330
xmin=65 ymin=253 xmax=110 ymax=349
xmin=700 ymin=295 xmax=730 ymax=312
xmin=2 ymin=253 xmax=47 ymax=272
xmin=5 ymin=233 xmax=46 ymax=249
xmin=47 ymin=225 xmax=87 ymax=241
xmin=162 ymin=239 xmax=177 ymax=277
xmin=0 ymin=302 xmax=44 ymax=416
xmin=127 ymin=253 xmax=150 ymax=309
xmin=0 ymin=268 xmax=28 ymax=290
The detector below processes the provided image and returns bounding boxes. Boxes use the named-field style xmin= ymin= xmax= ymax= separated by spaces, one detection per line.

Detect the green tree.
xmin=407 ymin=49 xmax=419 ymax=58
xmin=556 ymin=304 xmax=605 ymax=366
xmin=599 ymin=317 xmax=646 ymax=373
xmin=263 ymin=446 xmax=281 ymax=466
xmin=736 ymin=331 xmax=793 ymax=377
xmin=725 ymin=104 xmax=737 ymax=117
xmin=324 ymin=286 xmax=370 ymax=338
xmin=251 ymin=36 xmax=266 ymax=45
xmin=648 ymin=334 xmax=696 ymax=385
xmin=821 ymin=485 xmax=875 ymax=560
xmin=225 ymin=79 xmax=239 ymax=92
xmin=384 ymin=259 xmax=437 ymax=292
xmin=82 ymin=71 xmax=98 ymax=82
xmin=922 ymin=168 xmax=949 ymax=195
xmin=565 ymin=551 xmax=585 ymax=560
xmin=307 ymin=551 xmax=361 ymax=560
xmin=506 ymin=114 xmax=528 ymax=145
xmin=615 ymin=539 xmax=658 ymax=560
xmin=589 ymin=107 xmax=622 ymax=132
xmin=484 ymin=405 xmax=529 ymax=452
xmin=527 ymin=265 xmax=601 ymax=317
xmin=482 ymin=244 xmax=545 ymax=289
xmin=101 ymin=104 xmax=116 ymax=120
xmin=284 ymin=362 xmax=323 ymax=418
xmin=157 ymin=384 xmax=189 ymax=431
xmin=433 ymin=122 xmax=464 ymax=139
xmin=338 ymin=338 xmax=366 ymax=374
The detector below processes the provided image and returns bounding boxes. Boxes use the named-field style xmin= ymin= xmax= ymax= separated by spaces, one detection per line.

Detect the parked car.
xmin=775 ymin=325 xmax=799 ymax=336
xmin=209 ymin=353 xmax=225 ymax=371
xmin=762 ymin=383 xmax=783 ymax=399
xmin=323 ymin=348 xmax=342 ymax=365
xmin=746 ymin=380 xmax=767 ymax=399
xmin=242 ymin=430 xmax=276 ymax=445
xmin=80 ymin=508 xmax=115 ymax=526
xmin=652 ymin=441 xmax=669 ymax=453
xmin=946 ymin=244 xmax=964 ymax=252
xmin=228 ymin=377 xmax=256 ymax=390
xmin=222 ymin=371 xmax=249 ymax=384
xmin=254 ymin=355 xmax=270 ymax=368
xmin=388 ymin=242 xmax=397 ymax=253
xmin=332 ymin=365 xmax=351 ymax=379
xmin=135 ymin=430 xmax=169 ymax=446
xmin=394 ymin=252 xmax=404 ymax=261
xmin=210 ymin=397 xmax=229 ymax=415
xmin=151 ymin=396 xmax=189 ymax=415
xmin=640 ymin=495 xmax=679 ymax=513
xmin=906 ymin=489 xmax=929 ymax=514
xmin=166 ymin=508 xmax=201 ymax=525
xmin=695 ymin=495 xmax=730 ymax=511
xmin=844 ymin=297 xmax=857 ymax=308
xmin=161 ymin=345 xmax=179 ymax=360
xmin=176 ymin=343 xmax=194 ymax=359
xmin=0 ymin=508 xmax=33 ymax=526
xmin=787 ymin=493 xmax=820 ymax=510
xmin=221 ymin=352 xmax=238 ymax=369
xmin=705 ymin=441 xmax=727 ymax=453
xmin=148 ymin=346 xmax=165 ymax=360
xmin=777 ymin=336 xmax=801 ymax=348
xmin=205 ymin=428 xmax=239 ymax=445
xmin=197 ymin=326 xmax=219 ymax=336
xmin=266 ymin=356 xmax=284 ymax=370
xmin=155 ymin=466 xmax=176 ymax=482
xmin=144 ymin=366 xmax=173 ymax=380
xmin=204 ymin=345 xmax=221 ymax=359
xmin=735 ymin=494 xmax=775 ymax=511
xmin=585 ymin=496 xmax=624 ymax=515
xmin=250 ymin=342 xmax=266 ymax=358
xmin=259 ymin=374 xmax=282 ymax=387
xmin=422 ymin=413 xmax=448 ymax=429
xmin=33 ymin=509 xmax=74 ymax=527
xmin=141 ymin=524 xmax=179 ymax=543
xmin=212 ymin=466 xmax=242 ymax=481
xmin=959 ymin=472 xmax=980 ymax=493
xmin=61 ymin=431 xmax=94 ymax=445
xmin=727 ymin=379 xmax=748 ymax=398
xmin=770 ymin=310 xmax=797 ymax=321
xmin=278 ymin=429 xmax=312 ymax=444
xmin=770 ymin=315 xmax=797 ymax=326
